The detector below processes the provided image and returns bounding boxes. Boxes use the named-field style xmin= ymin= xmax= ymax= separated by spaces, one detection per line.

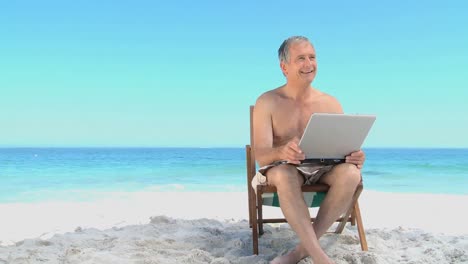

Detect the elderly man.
xmin=253 ymin=36 xmax=365 ymax=264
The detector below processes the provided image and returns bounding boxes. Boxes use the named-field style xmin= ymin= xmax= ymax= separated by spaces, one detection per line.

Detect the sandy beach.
xmin=1 ymin=190 xmax=467 ymax=263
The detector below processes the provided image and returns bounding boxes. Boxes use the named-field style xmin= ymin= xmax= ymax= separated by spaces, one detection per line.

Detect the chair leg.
xmin=257 ymin=190 xmax=264 ymax=236
xmin=351 ymin=209 xmax=356 ymax=226
xmin=335 ymin=214 xmax=348 ymax=234
xmin=252 ymin=211 xmax=259 ymax=254
xmin=248 ymin=188 xmax=255 ymax=228
xmin=251 ymin=189 xmax=259 ymax=254
xmin=248 ymin=189 xmax=252 ymax=228
xmin=335 ymin=187 xmax=363 ymax=234
xmin=354 ymin=201 xmax=368 ymax=251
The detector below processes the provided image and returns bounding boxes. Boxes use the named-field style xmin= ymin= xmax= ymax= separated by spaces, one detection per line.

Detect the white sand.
xmin=0 ymin=190 xmax=467 ymax=263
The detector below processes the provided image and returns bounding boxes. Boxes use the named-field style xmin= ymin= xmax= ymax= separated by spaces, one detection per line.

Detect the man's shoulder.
xmin=314 ymin=89 xmax=343 ymax=112
xmin=255 ymin=87 xmax=283 ymax=109
xmin=309 ymin=87 xmax=337 ymax=102
xmin=317 ymin=91 xmax=339 ymax=103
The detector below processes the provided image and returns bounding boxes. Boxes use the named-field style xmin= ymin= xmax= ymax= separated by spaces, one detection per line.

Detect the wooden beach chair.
xmin=246 ymin=105 xmax=368 ymax=254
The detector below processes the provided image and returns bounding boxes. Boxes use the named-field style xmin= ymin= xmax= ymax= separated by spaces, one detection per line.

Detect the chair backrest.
xmin=250 ymin=105 xmax=254 ymax=148
xmin=247 ymin=105 xmax=256 ymax=185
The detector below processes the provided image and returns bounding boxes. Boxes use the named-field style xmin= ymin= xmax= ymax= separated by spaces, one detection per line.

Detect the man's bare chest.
xmin=271 ymin=104 xmax=328 ymax=145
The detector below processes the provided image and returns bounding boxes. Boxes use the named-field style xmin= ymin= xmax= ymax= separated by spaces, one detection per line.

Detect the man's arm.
xmin=253 ymin=96 xmax=304 ymax=167
xmin=252 ymin=96 xmax=279 ymax=167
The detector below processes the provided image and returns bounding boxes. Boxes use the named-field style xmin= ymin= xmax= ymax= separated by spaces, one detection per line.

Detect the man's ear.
xmin=280 ymin=61 xmax=287 ymax=76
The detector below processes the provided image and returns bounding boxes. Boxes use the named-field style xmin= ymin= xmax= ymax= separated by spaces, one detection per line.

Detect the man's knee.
xmin=266 ymin=164 xmax=303 ymax=188
xmin=326 ymin=163 xmax=361 ymax=188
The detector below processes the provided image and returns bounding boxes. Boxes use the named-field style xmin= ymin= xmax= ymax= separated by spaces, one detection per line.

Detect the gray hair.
xmin=278 ymin=36 xmax=311 ymax=63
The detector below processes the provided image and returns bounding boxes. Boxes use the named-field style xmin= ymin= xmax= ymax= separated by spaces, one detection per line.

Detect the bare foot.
xmin=270 ymin=245 xmax=334 ymax=264
xmin=270 ymin=246 xmax=306 ymax=264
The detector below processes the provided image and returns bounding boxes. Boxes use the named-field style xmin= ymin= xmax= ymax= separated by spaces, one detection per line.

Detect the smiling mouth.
xmin=301 ymin=70 xmax=314 ymax=74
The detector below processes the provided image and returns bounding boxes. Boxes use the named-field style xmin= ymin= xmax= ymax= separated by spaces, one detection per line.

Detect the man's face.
xmin=281 ymin=41 xmax=317 ymax=84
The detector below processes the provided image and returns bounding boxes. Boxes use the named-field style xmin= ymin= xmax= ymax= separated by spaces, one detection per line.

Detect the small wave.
xmin=364 ymin=170 xmax=390 ymax=176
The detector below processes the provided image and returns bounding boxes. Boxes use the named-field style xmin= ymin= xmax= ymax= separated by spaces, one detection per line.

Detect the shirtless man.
xmin=253 ymin=36 xmax=365 ymax=264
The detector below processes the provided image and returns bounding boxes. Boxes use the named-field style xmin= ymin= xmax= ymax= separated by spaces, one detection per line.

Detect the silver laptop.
xmin=298 ymin=113 xmax=376 ymax=165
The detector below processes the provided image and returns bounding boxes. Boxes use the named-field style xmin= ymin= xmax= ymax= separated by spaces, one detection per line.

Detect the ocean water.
xmin=0 ymin=148 xmax=467 ymax=203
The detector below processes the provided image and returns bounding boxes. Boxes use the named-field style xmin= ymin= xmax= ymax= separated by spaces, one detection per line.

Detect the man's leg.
xmin=282 ymin=163 xmax=362 ymax=261
xmin=314 ymin=163 xmax=361 ymax=236
xmin=267 ymin=164 xmax=333 ymax=264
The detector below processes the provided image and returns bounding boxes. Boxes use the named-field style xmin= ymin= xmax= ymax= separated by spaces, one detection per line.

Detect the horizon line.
xmin=0 ymin=146 xmax=467 ymax=150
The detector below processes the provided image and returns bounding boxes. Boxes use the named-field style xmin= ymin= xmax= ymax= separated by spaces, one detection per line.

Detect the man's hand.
xmin=345 ymin=150 xmax=366 ymax=169
xmin=279 ymin=137 xmax=305 ymax=165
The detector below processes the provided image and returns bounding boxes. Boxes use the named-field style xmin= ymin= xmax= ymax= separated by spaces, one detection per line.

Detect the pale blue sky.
xmin=1 ymin=0 xmax=467 ymax=148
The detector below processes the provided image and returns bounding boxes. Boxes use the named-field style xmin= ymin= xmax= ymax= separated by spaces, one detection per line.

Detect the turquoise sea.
xmin=0 ymin=148 xmax=467 ymax=203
